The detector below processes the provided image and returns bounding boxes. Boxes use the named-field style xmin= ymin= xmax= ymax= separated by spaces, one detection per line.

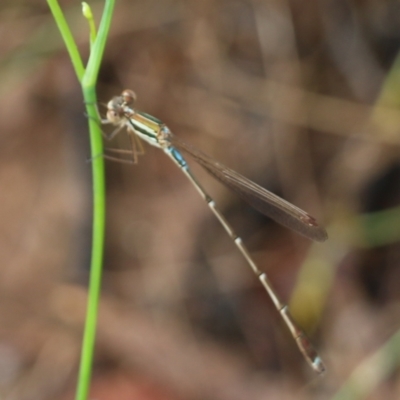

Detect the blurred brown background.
xmin=1 ymin=0 xmax=400 ymax=399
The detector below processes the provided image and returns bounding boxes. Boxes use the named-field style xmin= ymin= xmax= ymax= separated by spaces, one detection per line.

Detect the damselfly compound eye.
xmin=121 ymin=89 xmax=137 ymax=105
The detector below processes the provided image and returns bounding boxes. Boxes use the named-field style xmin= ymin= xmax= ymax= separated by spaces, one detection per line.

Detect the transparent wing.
xmin=170 ymin=135 xmax=327 ymax=242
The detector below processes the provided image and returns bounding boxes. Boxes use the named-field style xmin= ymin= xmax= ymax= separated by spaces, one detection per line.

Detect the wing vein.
xmin=170 ymin=135 xmax=327 ymax=242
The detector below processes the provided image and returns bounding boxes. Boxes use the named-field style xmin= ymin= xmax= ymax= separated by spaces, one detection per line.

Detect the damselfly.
xmin=101 ymin=89 xmax=328 ymax=374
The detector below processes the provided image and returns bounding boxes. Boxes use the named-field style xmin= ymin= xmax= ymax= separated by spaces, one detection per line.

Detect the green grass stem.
xmin=47 ymin=1 xmax=115 ymax=399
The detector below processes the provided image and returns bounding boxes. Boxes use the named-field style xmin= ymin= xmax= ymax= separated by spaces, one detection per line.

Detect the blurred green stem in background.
xmin=331 ymin=42 xmax=400 ymax=400
xmin=364 ymin=46 xmax=400 ymax=247
xmin=358 ymin=205 xmax=400 ymax=247
xmin=332 ymin=327 xmax=400 ymax=400
xmin=47 ymin=1 xmax=115 ymax=399
xmin=290 ymin=34 xmax=400 ymax=367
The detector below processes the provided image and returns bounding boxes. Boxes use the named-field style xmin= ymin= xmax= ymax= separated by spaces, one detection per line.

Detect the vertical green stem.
xmin=47 ymin=1 xmax=115 ymax=399
xmin=75 ymin=91 xmax=106 ymax=400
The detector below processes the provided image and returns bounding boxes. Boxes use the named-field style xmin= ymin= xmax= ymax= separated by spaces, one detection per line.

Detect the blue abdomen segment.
xmin=167 ymin=147 xmax=188 ymax=169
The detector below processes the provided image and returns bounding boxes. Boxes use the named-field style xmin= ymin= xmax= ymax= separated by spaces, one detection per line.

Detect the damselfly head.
xmin=121 ymin=89 xmax=137 ymax=106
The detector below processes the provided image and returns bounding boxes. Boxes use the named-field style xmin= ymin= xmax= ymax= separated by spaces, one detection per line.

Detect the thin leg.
xmin=102 ymin=154 xmax=135 ymax=164
xmin=99 ymin=144 xmax=139 ymax=164
xmin=132 ymin=131 xmax=145 ymax=156
xmin=103 ymin=147 xmax=137 ymax=164
xmin=93 ymin=111 xmax=146 ymax=162
xmin=86 ymin=152 xmax=134 ymax=164
xmin=128 ymin=131 xmax=144 ymax=164
xmin=85 ymin=111 xmax=124 ymax=141
xmin=85 ymin=127 xmax=137 ymax=163
xmin=88 ymin=138 xmax=139 ymax=164
xmin=85 ymin=104 xmax=140 ymax=163
xmin=165 ymin=147 xmax=325 ymax=374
